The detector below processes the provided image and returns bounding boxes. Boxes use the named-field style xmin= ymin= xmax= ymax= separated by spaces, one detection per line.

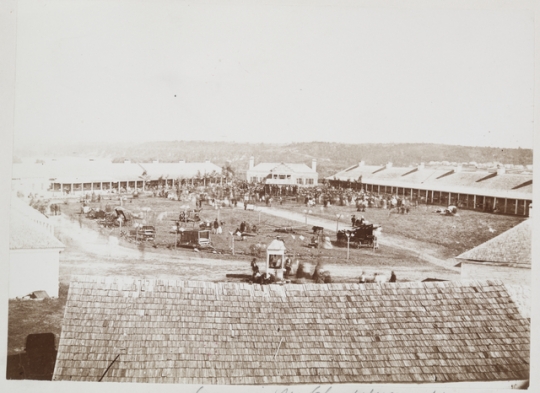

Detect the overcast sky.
xmin=13 ymin=0 xmax=535 ymax=149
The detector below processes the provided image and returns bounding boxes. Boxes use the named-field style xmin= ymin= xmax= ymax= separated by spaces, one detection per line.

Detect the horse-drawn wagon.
xmin=176 ymin=229 xmax=211 ymax=249
xmin=336 ymin=224 xmax=380 ymax=249
xmin=120 ymin=225 xmax=156 ymax=243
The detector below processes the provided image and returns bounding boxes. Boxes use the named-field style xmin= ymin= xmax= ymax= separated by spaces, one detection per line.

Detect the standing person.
xmin=373 ymin=235 xmax=379 ymax=250
xmin=138 ymin=240 xmax=146 ymax=261
xmin=251 ymin=258 xmax=259 ymax=274
xmin=213 ymin=218 xmax=219 ymax=234
xmin=389 ymin=271 xmax=397 ymax=282
xmin=284 ymin=257 xmax=292 ymax=278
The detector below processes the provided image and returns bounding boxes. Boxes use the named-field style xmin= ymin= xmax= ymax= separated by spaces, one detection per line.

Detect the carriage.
xmin=120 ymin=225 xmax=156 ymax=242
xmin=176 ymin=229 xmax=211 ymax=249
xmin=336 ymin=224 xmax=379 ymax=248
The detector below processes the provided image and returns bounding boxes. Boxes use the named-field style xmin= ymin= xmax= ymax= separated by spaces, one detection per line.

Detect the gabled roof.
xmin=10 ymin=217 xmax=64 ymax=250
xmin=53 ymin=277 xmax=530 ymax=384
xmin=327 ymin=164 xmax=532 ymax=200
xmin=12 ymin=159 xmax=223 ymax=183
xmin=250 ymin=162 xmax=314 ymax=173
xmin=456 ymin=219 xmax=531 ymax=267
xmin=327 ymin=164 xmax=384 ymax=180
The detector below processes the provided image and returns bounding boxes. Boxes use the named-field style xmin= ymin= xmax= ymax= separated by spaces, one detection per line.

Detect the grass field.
xmin=60 ymin=194 xmax=526 ymax=260
xmin=7 ymin=284 xmax=68 ymax=357
xmin=277 ymin=201 xmax=527 ymax=259
xmin=58 ymin=195 xmax=428 ymax=266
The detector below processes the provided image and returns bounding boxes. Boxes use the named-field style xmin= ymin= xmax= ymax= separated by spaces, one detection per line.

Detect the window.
xmin=297 ymin=178 xmax=303 ymax=185
xmin=279 ymin=174 xmax=286 ymax=179
xmin=306 ymin=178 xmax=314 ymax=185
xmin=273 ymin=174 xmax=278 ymax=179
xmin=269 ymin=255 xmax=283 ymax=269
xmin=250 ymin=177 xmax=257 ymax=183
xmin=286 ymin=175 xmax=291 ymax=179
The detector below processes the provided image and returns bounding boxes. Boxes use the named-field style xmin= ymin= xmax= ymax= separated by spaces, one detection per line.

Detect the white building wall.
xmin=246 ymin=170 xmax=318 ymax=186
xmin=9 ymin=248 xmax=61 ymax=298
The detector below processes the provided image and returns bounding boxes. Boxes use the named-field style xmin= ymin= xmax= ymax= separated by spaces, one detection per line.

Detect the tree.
xmin=222 ymin=161 xmax=236 ymax=184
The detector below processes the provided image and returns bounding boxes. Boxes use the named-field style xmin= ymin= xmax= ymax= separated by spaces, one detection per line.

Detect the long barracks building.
xmin=11 ymin=158 xmax=223 ymax=196
xmin=327 ymin=161 xmax=532 ymax=216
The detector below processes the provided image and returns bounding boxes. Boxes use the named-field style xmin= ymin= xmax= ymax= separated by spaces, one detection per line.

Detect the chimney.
xmin=386 ymin=162 xmax=393 ymax=169
xmin=359 ymin=161 xmax=365 ymax=167
xmin=455 ymin=164 xmax=462 ymax=173
xmin=249 ymin=156 xmax=254 ymax=170
xmin=179 ymin=160 xmax=185 ymax=164
xmin=418 ymin=162 xmax=425 ymax=170
xmin=312 ymin=159 xmax=317 ymax=172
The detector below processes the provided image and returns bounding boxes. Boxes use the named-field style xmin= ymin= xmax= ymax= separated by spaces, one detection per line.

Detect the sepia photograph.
xmin=1 ymin=0 xmax=538 ymax=392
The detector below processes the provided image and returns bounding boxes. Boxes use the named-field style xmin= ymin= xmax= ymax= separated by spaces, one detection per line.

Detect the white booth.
xmin=266 ymin=238 xmax=286 ymax=280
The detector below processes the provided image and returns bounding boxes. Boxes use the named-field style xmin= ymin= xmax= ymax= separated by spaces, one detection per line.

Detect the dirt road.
xmin=53 ymin=207 xmax=460 ymax=284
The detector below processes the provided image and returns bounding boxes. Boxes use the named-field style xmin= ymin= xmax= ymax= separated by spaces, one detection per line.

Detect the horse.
xmin=359 ymin=272 xmax=387 ymax=284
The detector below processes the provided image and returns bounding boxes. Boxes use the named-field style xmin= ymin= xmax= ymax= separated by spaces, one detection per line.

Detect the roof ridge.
xmin=68 ymin=275 xmax=508 ymax=290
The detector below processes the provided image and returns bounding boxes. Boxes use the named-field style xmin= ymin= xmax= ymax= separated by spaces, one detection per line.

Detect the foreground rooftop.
xmin=53 ymin=277 xmax=530 ymax=384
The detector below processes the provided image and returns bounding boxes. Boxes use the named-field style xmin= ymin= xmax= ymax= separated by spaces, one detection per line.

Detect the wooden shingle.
xmin=53 ymin=276 xmax=530 ymax=385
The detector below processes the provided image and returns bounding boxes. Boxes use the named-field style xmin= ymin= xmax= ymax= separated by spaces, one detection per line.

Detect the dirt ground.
xmin=54 ymin=194 xmax=524 ymax=284
xmin=53 ymin=198 xmax=466 ymax=284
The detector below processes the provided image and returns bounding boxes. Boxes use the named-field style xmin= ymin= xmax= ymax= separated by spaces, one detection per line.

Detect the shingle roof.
xmin=456 ymin=219 xmax=532 ymax=266
xmin=53 ymin=277 xmax=530 ymax=384
xmin=10 ymin=198 xmax=64 ymax=249
xmin=10 ymin=217 xmax=65 ymax=250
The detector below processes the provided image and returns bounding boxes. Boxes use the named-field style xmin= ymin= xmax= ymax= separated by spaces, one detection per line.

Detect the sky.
xmin=13 ymin=0 xmax=535 ymax=150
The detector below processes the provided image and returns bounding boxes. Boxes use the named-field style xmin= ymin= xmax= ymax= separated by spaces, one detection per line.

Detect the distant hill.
xmin=15 ymin=141 xmax=533 ymax=180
